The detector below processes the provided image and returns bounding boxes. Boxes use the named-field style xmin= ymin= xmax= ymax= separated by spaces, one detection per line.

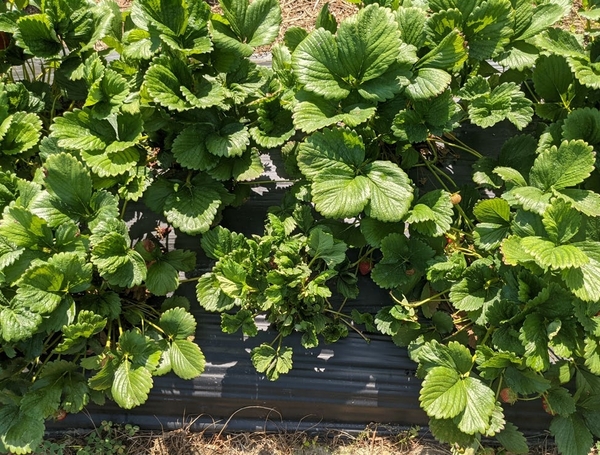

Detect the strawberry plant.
xmin=196 ymin=199 xmax=359 ymax=380
xmin=0 ymin=154 xmax=204 ymax=453
xmin=1 ymin=0 xmax=600 ymax=453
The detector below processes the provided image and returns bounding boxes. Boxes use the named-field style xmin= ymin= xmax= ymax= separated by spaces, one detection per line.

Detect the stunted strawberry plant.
xmin=1 ymin=0 xmax=600 ymax=453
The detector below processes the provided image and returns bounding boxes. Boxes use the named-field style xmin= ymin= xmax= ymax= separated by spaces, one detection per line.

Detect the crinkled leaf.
xmin=15 ymin=14 xmax=62 ymax=57
xmin=371 ymin=233 xmax=434 ymax=289
xmin=160 ymin=174 xmax=234 ymax=235
xmin=91 ymin=232 xmax=147 ymax=288
xmin=405 ymin=190 xmax=454 ymax=237
xmin=0 ymin=112 xmax=42 ymax=156
xmin=307 ymin=227 xmax=346 ymax=268
xmin=251 ymin=344 xmax=293 ymax=381
xmin=449 ymin=259 xmax=502 ymax=312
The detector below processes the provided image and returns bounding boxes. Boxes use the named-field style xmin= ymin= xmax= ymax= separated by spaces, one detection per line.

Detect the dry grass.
xmin=42 ymin=415 xmax=569 ymax=455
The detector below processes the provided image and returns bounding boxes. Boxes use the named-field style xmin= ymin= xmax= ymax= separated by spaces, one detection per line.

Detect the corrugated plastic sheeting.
xmin=47 ymin=122 xmax=551 ymax=434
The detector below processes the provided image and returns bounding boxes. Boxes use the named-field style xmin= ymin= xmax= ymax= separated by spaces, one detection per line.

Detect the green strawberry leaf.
xmin=519 ymin=313 xmax=549 ymax=372
xmin=219 ymin=0 xmax=281 ymax=47
xmin=405 ymin=190 xmax=454 ymax=237
xmin=307 ymin=227 xmax=347 ymax=268
xmin=293 ymin=91 xmax=376 ymax=133
xmin=91 ymin=230 xmax=147 ymax=288
xmin=371 ymin=233 xmax=434 ymax=289
xmin=473 ymin=198 xmax=511 ymax=250
xmin=157 ymin=174 xmax=234 ymax=235
xmin=251 ymin=344 xmax=293 ymax=381
xmin=159 ymin=307 xmax=197 ymax=340
xmin=0 ymin=405 xmax=45 ymax=454
xmin=166 ymin=339 xmax=205 ymax=379
xmin=0 ymin=112 xmax=42 ymax=156
xmin=15 ymin=14 xmax=62 ymax=57
xmin=533 ymin=54 xmax=572 ymax=104
xmin=420 ymin=366 xmax=467 ymax=419
xmin=221 ymin=309 xmax=258 ymax=336
xmin=542 ymin=199 xmax=581 ymax=244
xmin=50 ymin=109 xmax=143 ymax=153
xmin=562 ymin=241 xmax=600 ymax=302
xmin=112 ymin=360 xmax=153 ymax=409
xmin=297 ymin=127 xmax=413 ymax=222
xmin=550 ymin=415 xmax=594 ymax=455
xmin=0 ymin=306 xmax=41 ymax=342
xmin=530 ymin=140 xmax=595 ymax=191
xmin=449 ymin=259 xmax=502 ymax=312
xmin=43 ymin=153 xmax=93 ymax=218
xmin=196 ymin=273 xmax=237 ymax=312
xmin=292 ymin=5 xmax=403 ymax=102
xmin=495 ymin=422 xmax=529 ymax=454
xmin=201 ymin=226 xmax=248 ymax=260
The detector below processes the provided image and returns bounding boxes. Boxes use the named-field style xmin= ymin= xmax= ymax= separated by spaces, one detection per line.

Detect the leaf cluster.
xmin=2 ymin=0 xmax=600 ymax=454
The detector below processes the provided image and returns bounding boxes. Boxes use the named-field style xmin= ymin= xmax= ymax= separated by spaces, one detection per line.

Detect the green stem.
xmin=120 ymin=199 xmax=128 ymax=220
xmin=349 ymin=247 xmax=377 ymax=268
xmin=144 ymin=319 xmax=165 ymax=336
xmin=179 ymin=276 xmax=202 ymax=284
xmin=325 ymin=309 xmax=370 ymax=343
xmin=117 ymin=317 xmax=124 ymax=338
xmin=336 ymin=297 xmax=349 ymax=314
xmin=390 ymin=290 xmax=450 ymax=308
xmin=421 ymin=156 xmax=453 ymax=192
xmin=236 ymin=179 xmax=297 ymax=185
xmin=439 ymin=134 xmax=484 ymax=159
